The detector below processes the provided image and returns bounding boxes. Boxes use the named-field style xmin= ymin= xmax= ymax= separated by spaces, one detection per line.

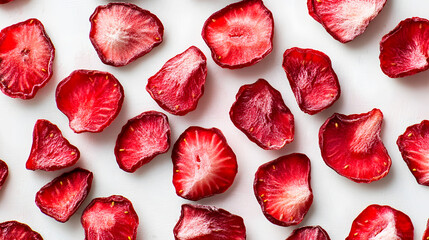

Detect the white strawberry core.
xmin=401 ymin=41 xmax=428 ymax=71
xmin=349 ymin=109 xmax=382 ymax=153
xmin=176 ymin=214 xmax=212 ymax=239
xmin=84 ymin=204 xmax=116 ymax=231
xmin=369 ymin=212 xmax=400 ymax=240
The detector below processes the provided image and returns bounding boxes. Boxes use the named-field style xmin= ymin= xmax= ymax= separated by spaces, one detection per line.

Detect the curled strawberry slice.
xmin=0 ymin=160 xmax=8 ymax=190
xmin=286 ymin=226 xmax=331 ymax=240
xmin=0 ymin=221 xmax=42 ymax=239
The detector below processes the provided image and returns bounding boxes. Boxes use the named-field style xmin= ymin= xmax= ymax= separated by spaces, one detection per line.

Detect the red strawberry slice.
xmin=35 ymin=168 xmax=93 ymax=222
xmin=230 ymin=79 xmax=294 ymax=150
xmin=89 ymin=3 xmax=164 ymax=67
xmin=173 ymin=204 xmax=246 ymax=240
xmin=56 ymin=70 xmax=124 ymax=133
xmin=81 ymin=195 xmax=139 ymax=240
xmin=346 ymin=204 xmax=414 ymax=240
xmin=254 ymin=153 xmax=313 ymax=226
xmin=379 ymin=17 xmax=429 ymax=78
xmin=286 ymin=226 xmax=331 ymax=240
xmin=0 ymin=160 xmax=8 ymax=190
xmin=172 ymin=126 xmax=237 ymax=201
xmin=115 ymin=111 xmax=170 ymax=173
xmin=282 ymin=47 xmax=340 ymax=115
xmin=146 ymin=46 xmax=207 ymax=115
xmin=0 ymin=18 xmax=54 ymax=99
xmin=0 ymin=221 xmax=43 ymax=240
xmin=319 ymin=108 xmax=391 ymax=183
xmin=0 ymin=0 xmax=13 ymax=4
xmin=26 ymin=119 xmax=80 ymax=171
xmin=201 ymin=0 xmax=274 ymax=69
xmin=423 ymin=219 xmax=429 ymax=240
xmin=308 ymin=0 xmax=387 ymax=43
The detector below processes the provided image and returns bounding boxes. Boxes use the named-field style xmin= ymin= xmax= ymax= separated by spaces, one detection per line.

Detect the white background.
xmin=1 ymin=0 xmax=429 ymax=239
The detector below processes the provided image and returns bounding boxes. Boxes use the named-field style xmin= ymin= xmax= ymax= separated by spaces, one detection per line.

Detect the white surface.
xmin=0 ymin=0 xmax=429 ymax=239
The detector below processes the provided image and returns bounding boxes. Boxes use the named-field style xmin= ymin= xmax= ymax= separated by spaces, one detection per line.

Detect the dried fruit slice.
xmin=56 ymin=70 xmax=124 ymax=133
xmin=146 ymin=46 xmax=207 ymax=115
xmin=172 ymin=126 xmax=237 ymax=201
xmin=346 ymin=204 xmax=414 ymax=240
xmin=0 ymin=0 xmax=13 ymax=4
xmin=254 ymin=153 xmax=313 ymax=226
xmin=282 ymin=47 xmax=340 ymax=115
xmin=308 ymin=0 xmax=387 ymax=43
xmin=115 ymin=111 xmax=170 ymax=173
xmin=90 ymin=2 xmax=164 ymax=67
xmin=201 ymin=0 xmax=274 ymax=68
xmin=0 ymin=18 xmax=54 ymax=99
xmin=286 ymin=226 xmax=331 ymax=240
xmin=423 ymin=219 xmax=429 ymax=240
xmin=319 ymin=108 xmax=391 ymax=183
xmin=0 ymin=221 xmax=43 ymax=240
xmin=230 ymin=79 xmax=294 ymax=150
xmin=35 ymin=168 xmax=93 ymax=222
xmin=26 ymin=119 xmax=80 ymax=171
xmin=379 ymin=17 xmax=429 ymax=78
xmin=174 ymin=204 xmax=246 ymax=240
xmin=0 ymin=160 xmax=8 ymax=190
xmin=81 ymin=195 xmax=139 ymax=240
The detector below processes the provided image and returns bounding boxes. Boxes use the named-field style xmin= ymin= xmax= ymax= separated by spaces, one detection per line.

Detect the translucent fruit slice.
xmin=286 ymin=226 xmax=331 ymax=240
xmin=0 ymin=221 xmax=43 ymax=240
xmin=0 ymin=160 xmax=8 ymax=190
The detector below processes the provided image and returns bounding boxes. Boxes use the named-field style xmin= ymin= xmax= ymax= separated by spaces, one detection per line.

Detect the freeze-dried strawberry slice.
xmin=346 ymin=204 xmax=413 ymax=240
xmin=0 ymin=18 xmax=54 ymax=99
xmin=35 ymin=168 xmax=93 ymax=222
xmin=286 ymin=226 xmax=331 ymax=240
xmin=26 ymin=119 xmax=80 ymax=171
xmin=90 ymin=3 xmax=163 ymax=67
xmin=0 ymin=0 xmax=13 ymax=4
xmin=319 ymin=108 xmax=391 ymax=183
xmin=201 ymin=0 xmax=274 ymax=68
xmin=423 ymin=219 xmax=429 ymax=240
xmin=81 ymin=195 xmax=139 ymax=240
xmin=0 ymin=221 xmax=42 ymax=240
xmin=230 ymin=79 xmax=294 ymax=150
xmin=146 ymin=46 xmax=207 ymax=115
xmin=115 ymin=111 xmax=170 ymax=173
xmin=56 ymin=70 xmax=124 ymax=133
xmin=172 ymin=126 xmax=237 ymax=201
xmin=308 ymin=0 xmax=387 ymax=43
xmin=254 ymin=153 xmax=313 ymax=226
xmin=379 ymin=17 xmax=429 ymax=78
xmin=0 ymin=160 xmax=7 ymax=190
xmin=174 ymin=204 xmax=246 ymax=240
xmin=282 ymin=47 xmax=340 ymax=115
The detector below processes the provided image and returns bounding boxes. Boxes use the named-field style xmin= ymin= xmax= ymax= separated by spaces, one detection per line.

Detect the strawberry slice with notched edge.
xmin=282 ymin=47 xmax=340 ymax=115
xmin=0 ymin=221 xmax=43 ymax=240
xmin=201 ymin=0 xmax=274 ymax=69
xmin=254 ymin=153 xmax=313 ymax=226
xmin=81 ymin=195 xmax=139 ymax=240
xmin=35 ymin=168 xmax=93 ymax=222
xmin=0 ymin=18 xmax=54 ymax=99
xmin=286 ymin=226 xmax=331 ymax=240
xmin=346 ymin=204 xmax=414 ymax=240
xmin=172 ymin=126 xmax=238 ymax=201
xmin=56 ymin=70 xmax=124 ymax=133
xmin=26 ymin=119 xmax=80 ymax=171
xmin=379 ymin=17 xmax=429 ymax=78
xmin=173 ymin=204 xmax=246 ymax=240
xmin=146 ymin=46 xmax=207 ymax=115
xmin=307 ymin=0 xmax=387 ymax=43
xmin=230 ymin=79 xmax=294 ymax=150
xmin=0 ymin=160 xmax=7 ymax=190
xmin=319 ymin=108 xmax=391 ymax=183
xmin=90 ymin=2 xmax=164 ymax=67
xmin=115 ymin=111 xmax=170 ymax=173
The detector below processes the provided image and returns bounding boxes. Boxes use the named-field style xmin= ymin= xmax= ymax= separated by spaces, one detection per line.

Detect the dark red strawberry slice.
xmin=0 ymin=221 xmax=43 ymax=240
xmin=346 ymin=204 xmax=414 ymax=240
xmin=146 ymin=46 xmax=207 ymax=115
xmin=81 ymin=195 xmax=139 ymax=240
xmin=26 ymin=119 xmax=80 ymax=171
xmin=230 ymin=79 xmax=294 ymax=150
xmin=0 ymin=160 xmax=7 ymax=190
xmin=282 ymin=47 xmax=340 ymax=115
xmin=423 ymin=219 xmax=429 ymax=240
xmin=35 ymin=168 xmax=93 ymax=222
xmin=286 ymin=226 xmax=331 ymax=240
xmin=201 ymin=0 xmax=274 ymax=68
xmin=254 ymin=153 xmax=313 ymax=226
xmin=0 ymin=18 xmax=54 ymax=99
xmin=308 ymin=0 xmax=387 ymax=43
xmin=90 ymin=3 xmax=163 ymax=67
xmin=0 ymin=0 xmax=13 ymax=4
xmin=115 ymin=111 xmax=170 ymax=173
xmin=172 ymin=126 xmax=237 ymax=201
xmin=379 ymin=17 xmax=429 ymax=78
xmin=319 ymin=108 xmax=391 ymax=183
xmin=173 ymin=204 xmax=246 ymax=240
xmin=56 ymin=70 xmax=124 ymax=133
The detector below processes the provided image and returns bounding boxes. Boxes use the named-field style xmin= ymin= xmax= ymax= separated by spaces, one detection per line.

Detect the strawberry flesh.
xmin=319 ymin=108 xmax=391 ymax=183
xmin=0 ymin=0 xmax=13 ymax=4
xmin=0 ymin=221 xmax=43 ymax=240
xmin=254 ymin=153 xmax=313 ymax=226
xmin=286 ymin=226 xmax=331 ymax=240
xmin=0 ymin=160 xmax=7 ymax=190
xmin=230 ymin=79 xmax=294 ymax=150
xmin=146 ymin=46 xmax=207 ymax=115
xmin=423 ymin=219 xmax=429 ymax=240
xmin=172 ymin=126 xmax=237 ymax=201
xmin=202 ymin=0 xmax=274 ymax=68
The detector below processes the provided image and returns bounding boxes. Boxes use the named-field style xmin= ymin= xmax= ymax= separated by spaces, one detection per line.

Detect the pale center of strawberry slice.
xmin=176 ymin=214 xmax=212 ymax=239
xmin=369 ymin=212 xmax=400 ymax=240
xmin=84 ymin=207 xmax=116 ymax=230
xmin=402 ymin=39 xmax=428 ymax=70
xmin=349 ymin=110 xmax=382 ymax=153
